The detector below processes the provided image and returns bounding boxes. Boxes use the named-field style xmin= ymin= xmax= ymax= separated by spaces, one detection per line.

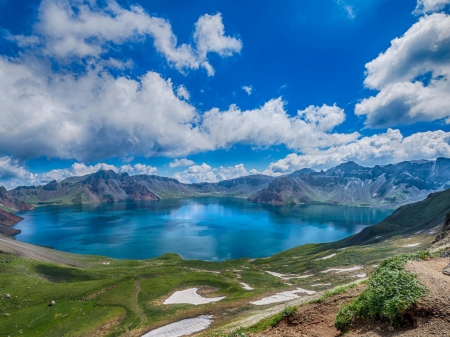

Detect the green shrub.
xmin=311 ymin=283 xmax=357 ymax=304
xmin=364 ymin=268 xmax=427 ymax=321
xmin=334 ymin=302 xmax=357 ymax=331
xmin=334 ymin=253 xmax=428 ymax=331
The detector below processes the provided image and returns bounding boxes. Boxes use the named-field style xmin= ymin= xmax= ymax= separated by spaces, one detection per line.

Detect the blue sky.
xmin=0 ymin=0 xmax=449 ymax=188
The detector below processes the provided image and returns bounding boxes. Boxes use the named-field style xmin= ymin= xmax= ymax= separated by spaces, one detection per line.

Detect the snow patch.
xmin=353 ymin=273 xmax=367 ymax=278
xmin=266 ymin=271 xmax=285 ymax=278
xmin=266 ymin=271 xmax=313 ymax=280
xmin=250 ymin=287 xmax=316 ymax=305
xmin=163 ymin=288 xmax=225 ymax=305
xmin=142 ymin=315 xmax=214 ymax=337
xmin=403 ymin=243 xmax=420 ymax=248
xmin=322 ymin=266 xmax=363 ymax=274
xmin=240 ymin=282 xmax=253 ymax=290
xmin=316 ymin=253 xmax=336 ymax=260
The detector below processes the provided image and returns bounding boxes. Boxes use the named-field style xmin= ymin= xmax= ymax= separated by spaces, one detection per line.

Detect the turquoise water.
xmin=15 ymin=198 xmax=393 ymax=261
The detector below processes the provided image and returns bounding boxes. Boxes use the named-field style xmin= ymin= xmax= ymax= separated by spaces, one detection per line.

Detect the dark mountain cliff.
xmin=0 ymin=186 xmax=34 ymax=211
xmin=249 ymin=158 xmax=450 ymax=208
xmin=0 ymin=208 xmax=23 ymax=236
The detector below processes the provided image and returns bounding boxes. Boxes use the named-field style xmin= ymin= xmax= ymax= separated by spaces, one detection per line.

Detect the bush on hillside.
xmin=334 ymin=253 xmax=429 ymax=331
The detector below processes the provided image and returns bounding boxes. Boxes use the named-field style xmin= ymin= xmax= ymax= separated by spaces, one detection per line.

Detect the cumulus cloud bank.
xmin=0 ymin=0 xmax=360 ymax=163
xmin=355 ymin=12 xmax=450 ymax=127
xmin=0 ymin=52 xmax=358 ymax=161
xmin=169 ymin=158 xmax=195 ymax=168
xmin=201 ymin=101 xmax=359 ymax=152
xmin=13 ymin=0 xmax=242 ymax=75
xmin=0 ymin=157 xmax=252 ymax=188
xmin=174 ymin=163 xmax=251 ymax=183
xmin=0 ymin=158 xmax=157 ymax=190
xmin=264 ymin=129 xmax=450 ymax=174
xmin=414 ymin=0 xmax=450 ymax=14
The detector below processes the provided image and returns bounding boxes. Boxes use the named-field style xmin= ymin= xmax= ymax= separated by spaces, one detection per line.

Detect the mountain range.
xmin=250 ymin=158 xmax=450 ymax=207
xmin=1 ymin=158 xmax=450 ymax=212
xmin=4 ymin=170 xmax=275 ymax=210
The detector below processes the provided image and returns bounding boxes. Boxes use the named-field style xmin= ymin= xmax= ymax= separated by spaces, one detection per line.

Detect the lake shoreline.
xmin=11 ymin=197 xmax=393 ymax=261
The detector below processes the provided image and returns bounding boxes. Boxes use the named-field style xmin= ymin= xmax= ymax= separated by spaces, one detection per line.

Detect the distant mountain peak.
xmin=288 ymin=168 xmax=315 ymax=178
xmin=334 ymin=161 xmax=363 ymax=169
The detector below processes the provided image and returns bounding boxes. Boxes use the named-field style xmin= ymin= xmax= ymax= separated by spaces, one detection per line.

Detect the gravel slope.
xmin=0 ymin=235 xmax=83 ymax=266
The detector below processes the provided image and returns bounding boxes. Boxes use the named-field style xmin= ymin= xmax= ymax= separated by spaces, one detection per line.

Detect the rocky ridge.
xmin=7 ymin=170 xmax=275 ymax=206
xmin=0 ymin=187 xmax=34 ymax=212
xmin=249 ymin=157 xmax=450 ymax=208
xmin=2 ymin=158 xmax=450 ymax=209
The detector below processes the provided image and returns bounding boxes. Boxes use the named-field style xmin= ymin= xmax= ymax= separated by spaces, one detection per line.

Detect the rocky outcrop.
xmin=0 ymin=209 xmax=23 ymax=236
xmin=442 ymin=264 xmax=450 ymax=276
xmin=249 ymin=177 xmax=313 ymax=205
xmin=433 ymin=212 xmax=450 ymax=243
xmin=0 ymin=187 xmax=34 ymax=211
xmin=43 ymin=180 xmax=62 ymax=191
xmin=121 ymin=182 xmax=160 ymax=201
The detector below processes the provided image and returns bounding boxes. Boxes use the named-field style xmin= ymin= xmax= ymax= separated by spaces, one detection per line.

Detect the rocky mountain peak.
xmin=92 ymin=170 xmax=120 ymax=180
xmin=43 ymin=180 xmax=62 ymax=191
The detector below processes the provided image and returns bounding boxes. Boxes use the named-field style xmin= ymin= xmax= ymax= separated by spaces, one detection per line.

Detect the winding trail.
xmin=133 ymin=281 xmax=147 ymax=335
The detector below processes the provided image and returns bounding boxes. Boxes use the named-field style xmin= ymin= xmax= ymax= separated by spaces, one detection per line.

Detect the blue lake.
xmin=14 ymin=198 xmax=393 ymax=261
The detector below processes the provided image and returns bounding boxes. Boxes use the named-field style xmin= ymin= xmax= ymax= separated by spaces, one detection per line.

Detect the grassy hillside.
xmin=0 ymin=188 xmax=449 ymax=336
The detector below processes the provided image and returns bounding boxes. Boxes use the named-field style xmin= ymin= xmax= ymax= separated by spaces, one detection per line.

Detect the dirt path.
xmin=0 ymin=235 xmax=82 ymax=266
xmin=133 ymin=280 xmax=147 ymax=336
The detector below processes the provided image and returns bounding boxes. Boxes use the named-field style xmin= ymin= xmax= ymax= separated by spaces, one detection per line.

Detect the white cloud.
xmin=15 ymin=0 xmax=241 ymax=76
xmin=202 ymin=100 xmax=359 ymax=152
xmin=336 ymin=0 xmax=356 ymax=19
xmin=264 ymin=129 xmax=450 ymax=174
xmin=194 ymin=13 xmax=242 ymax=75
xmin=414 ymin=0 xmax=450 ymax=14
xmin=356 ymin=13 xmax=450 ymax=128
xmin=118 ymin=163 xmax=158 ymax=176
xmin=169 ymin=158 xmax=195 ymax=168
xmin=36 ymin=162 xmax=158 ymax=183
xmin=174 ymin=163 xmax=250 ymax=183
xmin=0 ymin=53 xmax=359 ymax=161
xmin=0 ymin=1 xmax=364 ymax=165
xmin=176 ymin=85 xmax=190 ymax=100
xmin=242 ymin=85 xmax=252 ymax=95
xmin=0 ymin=58 xmax=211 ymax=160
xmin=0 ymin=159 xmax=157 ymax=190
xmin=0 ymin=157 xmax=36 ymax=189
